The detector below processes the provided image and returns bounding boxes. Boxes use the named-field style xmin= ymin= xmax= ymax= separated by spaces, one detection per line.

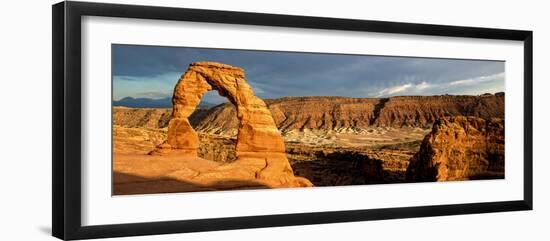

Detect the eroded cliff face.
xmin=113 ymin=106 xmax=209 ymax=129
xmin=406 ymin=116 xmax=505 ymax=181
xmin=268 ymin=97 xmax=380 ymax=132
xmin=373 ymin=95 xmax=504 ymax=127
xmin=192 ymin=95 xmax=504 ymax=135
xmin=114 ymin=94 xmax=504 ymax=135
xmin=113 ymin=107 xmax=172 ymax=129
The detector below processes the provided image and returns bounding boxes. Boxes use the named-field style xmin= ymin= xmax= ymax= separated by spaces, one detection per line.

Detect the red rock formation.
xmin=152 ymin=62 xmax=312 ymax=188
xmin=113 ymin=95 xmax=504 ymax=134
xmin=406 ymin=116 xmax=505 ymax=181
xmin=373 ymin=95 xmax=505 ymax=127
xmin=165 ymin=62 xmax=285 ymax=153
xmin=192 ymin=95 xmax=504 ymax=135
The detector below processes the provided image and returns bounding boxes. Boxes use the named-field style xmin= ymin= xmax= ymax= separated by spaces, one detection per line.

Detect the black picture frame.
xmin=52 ymin=1 xmax=533 ymax=240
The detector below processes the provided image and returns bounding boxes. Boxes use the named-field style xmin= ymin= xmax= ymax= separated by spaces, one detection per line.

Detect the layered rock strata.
xmin=193 ymin=94 xmax=504 ymax=135
xmin=114 ymin=95 xmax=504 ymax=135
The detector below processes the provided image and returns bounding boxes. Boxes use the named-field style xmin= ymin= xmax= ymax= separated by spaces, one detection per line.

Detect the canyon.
xmin=114 ymin=92 xmax=505 ymax=192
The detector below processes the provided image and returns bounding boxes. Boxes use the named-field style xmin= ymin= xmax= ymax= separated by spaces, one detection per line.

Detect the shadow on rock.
xmin=113 ymin=172 xmax=270 ymax=195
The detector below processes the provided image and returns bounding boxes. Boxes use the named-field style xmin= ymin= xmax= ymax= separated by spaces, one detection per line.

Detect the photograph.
xmin=112 ymin=44 xmax=505 ymax=195
xmin=0 ymin=0 xmax=543 ymax=240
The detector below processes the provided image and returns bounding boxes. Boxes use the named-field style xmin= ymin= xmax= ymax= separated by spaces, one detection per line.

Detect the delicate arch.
xmin=166 ymin=62 xmax=286 ymax=156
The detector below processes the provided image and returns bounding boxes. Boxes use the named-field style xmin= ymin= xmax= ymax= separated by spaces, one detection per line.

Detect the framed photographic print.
xmin=52 ymin=1 xmax=533 ymax=240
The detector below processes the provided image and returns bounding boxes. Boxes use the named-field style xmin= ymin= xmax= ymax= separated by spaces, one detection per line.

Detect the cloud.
xmin=373 ymin=72 xmax=504 ymax=97
xmin=375 ymin=81 xmax=434 ymax=97
xmin=377 ymin=83 xmax=413 ymax=96
xmin=112 ymin=72 xmax=181 ymax=100
xmin=449 ymin=78 xmax=474 ymax=86
xmin=201 ymin=91 xmax=229 ymax=104
xmin=114 ymin=72 xmax=182 ymax=82
xmin=133 ymin=91 xmax=171 ymax=99
xmin=248 ymin=81 xmax=269 ymax=95
xmin=113 ymin=45 xmax=505 ymax=100
xmin=449 ymin=72 xmax=504 ymax=86
xmin=252 ymin=86 xmax=265 ymax=94
xmin=416 ymin=81 xmax=431 ymax=90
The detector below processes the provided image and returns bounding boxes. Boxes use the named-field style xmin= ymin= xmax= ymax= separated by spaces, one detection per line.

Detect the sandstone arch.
xmin=167 ymin=62 xmax=285 ymax=154
xmin=154 ymin=62 xmax=312 ymax=187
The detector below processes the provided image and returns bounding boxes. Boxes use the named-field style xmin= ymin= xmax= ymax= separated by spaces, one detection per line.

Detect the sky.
xmin=112 ymin=44 xmax=505 ymax=104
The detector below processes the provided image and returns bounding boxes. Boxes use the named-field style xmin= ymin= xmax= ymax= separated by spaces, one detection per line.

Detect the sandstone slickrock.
xmin=113 ymin=124 xmax=236 ymax=163
xmin=406 ymin=116 xmax=505 ymax=181
xmin=150 ymin=62 xmax=312 ymax=188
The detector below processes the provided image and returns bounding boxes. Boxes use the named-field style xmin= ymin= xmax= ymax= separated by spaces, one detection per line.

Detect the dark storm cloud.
xmin=112 ymin=44 xmax=505 ymax=103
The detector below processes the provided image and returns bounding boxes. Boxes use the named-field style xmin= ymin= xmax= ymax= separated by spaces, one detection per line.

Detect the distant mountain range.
xmin=113 ymin=97 xmax=216 ymax=109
